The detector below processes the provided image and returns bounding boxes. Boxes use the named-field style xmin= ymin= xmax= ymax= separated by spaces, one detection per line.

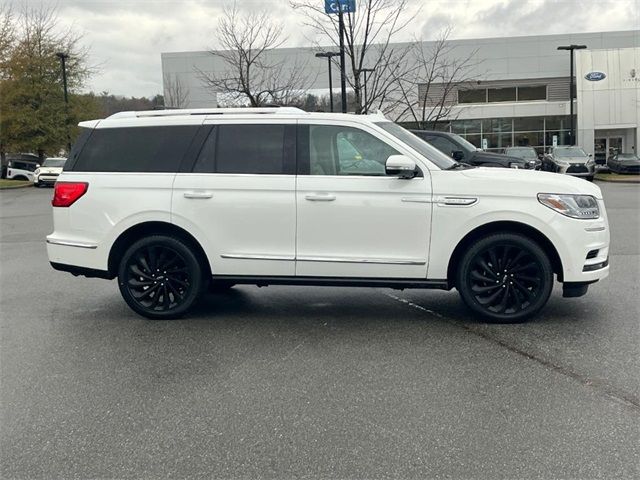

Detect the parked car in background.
xmin=48 ymin=108 xmax=610 ymax=324
xmin=3 ymin=153 xmax=39 ymax=179
xmin=504 ymin=146 xmax=542 ymax=170
xmin=542 ymin=146 xmax=596 ymax=180
xmin=411 ymin=130 xmax=532 ymax=169
xmin=6 ymin=158 xmax=39 ymax=182
xmin=34 ymin=157 xmax=67 ymax=187
xmin=607 ymin=152 xmax=640 ymax=174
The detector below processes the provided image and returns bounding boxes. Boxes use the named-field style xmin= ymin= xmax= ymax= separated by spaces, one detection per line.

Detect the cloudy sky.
xmin=10 ymin=0 xmax=640 ymax=97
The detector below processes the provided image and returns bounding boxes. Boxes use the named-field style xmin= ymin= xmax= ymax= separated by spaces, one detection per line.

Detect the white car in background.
xmin=34 ymin=157 xmax=67 ymax=187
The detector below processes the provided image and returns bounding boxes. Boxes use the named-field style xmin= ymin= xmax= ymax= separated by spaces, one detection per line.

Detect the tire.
xmin=455 ymin=233 xmax=554 ymax=323
xmin=209 ymin=280 xmax=235 ymax=293
xmin=586 ymin=175 xmax=594 ymax=182
xmin=117 ymin=235 xmax=204 ymax=319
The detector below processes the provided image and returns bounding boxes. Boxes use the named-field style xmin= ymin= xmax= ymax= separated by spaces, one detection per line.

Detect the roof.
xmin=79 ymin=108 xmax=389 ymax=128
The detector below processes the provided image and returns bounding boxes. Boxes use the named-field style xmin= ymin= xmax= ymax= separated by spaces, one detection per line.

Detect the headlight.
xmin=34 ymin=168 xmax=40 ymax=175
xmin=538 ymin=193 xmax=600 ymax=219
xmin=509 ymin=162 xmax=523 ymax=169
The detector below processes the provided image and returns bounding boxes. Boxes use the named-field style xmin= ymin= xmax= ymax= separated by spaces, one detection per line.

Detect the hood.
xmin=474 ymin=151 xmax=524 ymax=164
xmin=433 ymin=167 xmax=603 ymax=199
xmin=555 ymin=156 xmax=589 ymax=164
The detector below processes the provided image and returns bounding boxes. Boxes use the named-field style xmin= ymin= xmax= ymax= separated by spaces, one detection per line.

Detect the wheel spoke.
xmin=477 ymin=287 xmax=504 ymax=306
xmin=476 ymin=258 xmax=497 ymax=278
xmin=128 ymin=278 xmax=153 ymax=287
xmin=472 ymin=283 xmax=501 ymax=293
xmin=488 ymin=249 xmax=499 ymax=272
xmin=494 ymin=285 xmax=511 ymax=313
xmin=471 ymin=270 xmax=495 ymax=283
xmin=130 ymin=264 xmax=153 ymax=280
xmin=517 ymin=274 xmax=541 ymax=284
xmin=137 ymin=254 xmax=151 ymax=274
xmin=500 ymin=246 xmax=511 ymax=272
xmin=510 ymin=262 xmax=537 ymax=273
xmin=512 ymin=278 xmax=534 ymax=299
xmin=133 ymin=283 xmax=161 ymax=300
xmin=148 ymin=246 xmax=157 ymax=271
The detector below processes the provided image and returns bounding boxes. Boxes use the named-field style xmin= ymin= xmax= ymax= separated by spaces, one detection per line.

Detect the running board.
xmin=212 ymin=275 xmax=450 ymax=290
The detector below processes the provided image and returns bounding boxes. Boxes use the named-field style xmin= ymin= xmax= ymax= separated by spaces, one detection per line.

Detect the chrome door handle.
xmin=183 ymin=191 xmax=213 ymax=199
xmin=305 ymin=193 xmax=336 ymax=201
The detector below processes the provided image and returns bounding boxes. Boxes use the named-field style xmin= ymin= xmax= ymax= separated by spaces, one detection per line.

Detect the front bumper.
xmin=556 ymin=163 xmax=596 ymax=177
xmin=35 ymin=174 xmax=59 ymax=185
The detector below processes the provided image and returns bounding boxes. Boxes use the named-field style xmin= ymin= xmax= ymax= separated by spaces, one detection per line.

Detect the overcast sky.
xmin=11 ymin=0 xmax=640 ymax=97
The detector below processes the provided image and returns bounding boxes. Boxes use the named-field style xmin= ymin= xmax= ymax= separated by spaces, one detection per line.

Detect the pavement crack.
xmin=383 ymin=291 xmax=640 ymax=411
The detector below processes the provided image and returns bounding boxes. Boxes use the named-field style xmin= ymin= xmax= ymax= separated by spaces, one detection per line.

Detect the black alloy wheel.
xmin=118 ymin=235 xmax=204 ymax=319
xmin=456 ymin=233 xmax=553 ymax=323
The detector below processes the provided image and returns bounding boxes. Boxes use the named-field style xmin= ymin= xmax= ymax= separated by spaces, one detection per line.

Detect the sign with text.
xmin=324 ymin=0 xmax=356 ymax=14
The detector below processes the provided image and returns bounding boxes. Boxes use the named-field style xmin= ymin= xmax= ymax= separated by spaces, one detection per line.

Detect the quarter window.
xmin=303 ymin=125 xmax=399 ymax=176
xmin=71 ymin=126 xmax=199 ymax=172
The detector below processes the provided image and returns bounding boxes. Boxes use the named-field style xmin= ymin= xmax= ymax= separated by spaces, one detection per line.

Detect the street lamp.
xmin=56 ymin=52 xmax=71 ymax=152
xmin=357 ymin=67 xmax=375 ymax=114
xmin=557 ymin=44 xmax=587 ymax=146
xmin=315 ymin=52 xmax=341 ymax=112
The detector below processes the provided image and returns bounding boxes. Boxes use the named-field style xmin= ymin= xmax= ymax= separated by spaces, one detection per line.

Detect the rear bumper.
xmin=50 ymin=262 xmax=113 ymax=279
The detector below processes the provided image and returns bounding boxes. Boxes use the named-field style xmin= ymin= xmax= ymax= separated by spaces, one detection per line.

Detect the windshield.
xmin=374 ymin=122 xmax=457 ymax=169
xmin=554 ymin=147 xmax=587 ymax=157
xmin=43 ymin=158 xmax=66 ymax=168
xmin=450 ymin=133 xmax=478 ymax=153
xmin=506 ymin=147 xmax=537 ymax=158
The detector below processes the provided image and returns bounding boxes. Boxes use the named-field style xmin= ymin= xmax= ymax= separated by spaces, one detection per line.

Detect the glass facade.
xmin=424 ymin=115 xmax=576 ymax=153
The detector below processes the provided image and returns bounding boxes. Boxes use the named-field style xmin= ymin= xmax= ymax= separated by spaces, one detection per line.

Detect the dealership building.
xmin=161 ymin=30 xmax=639 ymax=157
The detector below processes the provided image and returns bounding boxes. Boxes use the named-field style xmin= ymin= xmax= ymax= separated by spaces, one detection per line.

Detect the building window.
xmin=456 ymin=84 xmax=548 ymax=104
xmin=458 ymin=89 xmax=486 ymax=104
xmin=487 ymin=87 xmax=516 ymax=102
xmin=517 ymin=85 xmax=547 ymax=101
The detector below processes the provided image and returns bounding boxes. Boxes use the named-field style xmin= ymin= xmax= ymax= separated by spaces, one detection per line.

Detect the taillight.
xmin=52 ymin=182 xmax=88 ymax=207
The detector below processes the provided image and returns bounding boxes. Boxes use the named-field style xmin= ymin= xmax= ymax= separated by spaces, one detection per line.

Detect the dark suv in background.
xmin=411 ymin=130 xmax=534 ymax=169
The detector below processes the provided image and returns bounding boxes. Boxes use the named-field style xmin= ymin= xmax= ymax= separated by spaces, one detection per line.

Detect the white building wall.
xmin=576 ymin=47 xmax=640 ymax=155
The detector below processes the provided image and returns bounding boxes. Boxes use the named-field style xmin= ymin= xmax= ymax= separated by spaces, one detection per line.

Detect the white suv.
xmin=47 ymin=108 xmax=610 ymax=322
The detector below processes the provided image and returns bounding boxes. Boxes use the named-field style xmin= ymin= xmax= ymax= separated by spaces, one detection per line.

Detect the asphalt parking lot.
xmin=1 ymin=182 xmax=639 ymax=479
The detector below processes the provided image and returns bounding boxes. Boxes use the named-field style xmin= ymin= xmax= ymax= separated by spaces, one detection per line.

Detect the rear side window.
xmin=193 ymin=124 xmax=292 ymax=174
xmin=71 ymin=126 xmax=199 ymax=172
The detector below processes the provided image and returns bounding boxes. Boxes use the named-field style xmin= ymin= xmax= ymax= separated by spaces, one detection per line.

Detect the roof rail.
xmin=107 ymin=107 xmax=307 ymax=119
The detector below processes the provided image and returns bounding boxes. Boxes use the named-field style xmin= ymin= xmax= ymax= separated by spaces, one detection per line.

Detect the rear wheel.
xmin=456 ymin=233 xmax=553 ymax=323
xmin=117 ymin=235 xmax=204 ymax=319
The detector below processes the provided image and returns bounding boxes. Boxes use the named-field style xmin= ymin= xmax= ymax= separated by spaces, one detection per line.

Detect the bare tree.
xmin=198 ymin=4 xmax=311 ymax=107
xmin=388 ymin=28 xmax=479 ymax=129
xmin=291 ymin=0 xmax=416 ymax=114
xmin=163 ymin=72 xmax=189 ymax=108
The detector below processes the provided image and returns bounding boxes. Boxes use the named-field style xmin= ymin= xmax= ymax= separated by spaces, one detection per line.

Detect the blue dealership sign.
xmin=584 ymin=71 xmax=606 ymax=81
xmin=325 ymin=0 xmax=356 ymax=14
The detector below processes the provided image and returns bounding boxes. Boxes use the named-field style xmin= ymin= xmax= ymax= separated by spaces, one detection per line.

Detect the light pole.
xmin=337 ymin=5 xmax=347 ymax=113
xmin=357 ymin=67 xmax=375 ymax=114
xmin=557 ymin=44 xmax=587 ymax=146
xmin=315 ymin=52 xmax=340 ymax=112
xmin=56 ymin=52 xmax=71 ymax=152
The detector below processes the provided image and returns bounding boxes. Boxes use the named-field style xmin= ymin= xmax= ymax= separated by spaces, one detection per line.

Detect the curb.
xmin=594 ymin=175 xmax=640 ymax=184
xmin=0 ymin=182 xmax=34 ymax=190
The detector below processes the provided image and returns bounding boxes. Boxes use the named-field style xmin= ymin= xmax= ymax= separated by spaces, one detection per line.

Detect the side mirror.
xmin=386 ymin=155 xmax=417 ymax=179
xmin=452 ymin=150 xmax=464 ymax=161
xmin=588 ymin=153 xmax=593 ymax=157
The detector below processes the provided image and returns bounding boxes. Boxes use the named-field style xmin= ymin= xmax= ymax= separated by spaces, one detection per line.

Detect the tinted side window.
xmin=303 ymin=124 xmax=399 ymax=176
xmin=71 ymin=126 xmax=198 ymax=172
xmin=194 ymin=124 xmax=288 ymax=174
xmin=426 ymin=136 xmax=457 ymax=157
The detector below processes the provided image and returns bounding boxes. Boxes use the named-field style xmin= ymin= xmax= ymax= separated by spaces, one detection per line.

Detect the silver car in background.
xmin=542 ymin=146 xmax=596 ymax=181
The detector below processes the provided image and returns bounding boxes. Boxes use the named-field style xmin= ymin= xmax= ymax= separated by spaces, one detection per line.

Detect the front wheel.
xmin=456 ymin=233 xmax=554 ymax=323
xmin=118 ymin=235 xmax=204 ymax=319
xmin=586 ymin=175 xmax=594 ymax=182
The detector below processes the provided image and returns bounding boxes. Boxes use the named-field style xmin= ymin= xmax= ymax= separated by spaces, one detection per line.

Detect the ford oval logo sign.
xmin=585 ymin=71 xmax=606 ymax=81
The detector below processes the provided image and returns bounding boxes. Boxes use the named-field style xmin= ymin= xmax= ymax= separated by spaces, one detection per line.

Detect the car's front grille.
xmin=567 ymin=164 xmax=588 ymax=173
